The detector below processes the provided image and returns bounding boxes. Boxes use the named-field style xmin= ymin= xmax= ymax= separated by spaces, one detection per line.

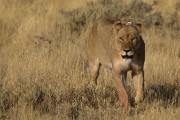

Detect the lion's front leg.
xmin=132 ymin=70 xmax=144 ymax=103
xmin=112 ymin=69 xmax=130 ymax=109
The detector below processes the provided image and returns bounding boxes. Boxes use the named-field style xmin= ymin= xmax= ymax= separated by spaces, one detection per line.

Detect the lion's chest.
xmin=119 ymin=59 xmax=132 ymax=71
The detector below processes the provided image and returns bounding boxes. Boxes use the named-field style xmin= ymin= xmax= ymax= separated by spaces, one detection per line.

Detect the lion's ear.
xmin=135 ymin=22 xmax=143 ymax=33
xmin=113 ymin=21 xmax=123 ymax=34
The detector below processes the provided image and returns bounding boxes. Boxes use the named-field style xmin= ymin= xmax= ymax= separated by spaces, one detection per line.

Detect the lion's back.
xmin=87 ymin=18 xmax=118 ymax=67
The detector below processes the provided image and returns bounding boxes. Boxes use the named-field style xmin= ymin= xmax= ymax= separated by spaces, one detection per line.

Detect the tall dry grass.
xmin=0 ymin=0 xmax=179 ymax=119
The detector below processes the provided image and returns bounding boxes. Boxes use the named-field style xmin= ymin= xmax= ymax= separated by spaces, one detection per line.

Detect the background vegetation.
xmin=0 ymin=0 xmax=179 ymax=119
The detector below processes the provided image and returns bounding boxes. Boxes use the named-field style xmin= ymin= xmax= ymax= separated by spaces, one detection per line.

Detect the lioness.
xmin=87 ymin=18 xmax=145 ymax=109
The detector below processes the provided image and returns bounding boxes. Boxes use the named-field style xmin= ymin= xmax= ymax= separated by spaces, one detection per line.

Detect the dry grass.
xmin=0 ymin=0 xmax=179 ymax=119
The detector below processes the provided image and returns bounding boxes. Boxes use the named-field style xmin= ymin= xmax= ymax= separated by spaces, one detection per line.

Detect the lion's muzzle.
xmin=121 ymin=49 xmax=133 ymax=59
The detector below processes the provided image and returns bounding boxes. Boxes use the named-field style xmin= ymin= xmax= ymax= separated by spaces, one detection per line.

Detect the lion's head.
xmin=113 ymin=21 xmax=142 ymax=59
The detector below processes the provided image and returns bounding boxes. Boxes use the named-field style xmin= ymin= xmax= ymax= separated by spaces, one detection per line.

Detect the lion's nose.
xmin=124 ymin=49 xmax=131 ymax=53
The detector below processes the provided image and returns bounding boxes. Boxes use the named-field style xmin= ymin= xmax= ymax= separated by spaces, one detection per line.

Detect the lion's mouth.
xmin=121 ymin=55 xmax=133 ymax=59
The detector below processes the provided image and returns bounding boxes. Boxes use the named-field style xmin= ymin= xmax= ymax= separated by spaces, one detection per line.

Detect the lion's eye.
xmin=119 ymin=37 xmax=124 ymax=42
xmin=132 ymin=37 xmax=137 ymax=42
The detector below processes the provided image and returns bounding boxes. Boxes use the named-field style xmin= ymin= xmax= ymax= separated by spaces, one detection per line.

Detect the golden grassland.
xmin=0 ymin=0 xmax=179 ymax=119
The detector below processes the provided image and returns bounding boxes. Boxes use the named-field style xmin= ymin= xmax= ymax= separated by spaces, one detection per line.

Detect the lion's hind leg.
xmin=88 ymin=59 xmax=101 ymax=85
